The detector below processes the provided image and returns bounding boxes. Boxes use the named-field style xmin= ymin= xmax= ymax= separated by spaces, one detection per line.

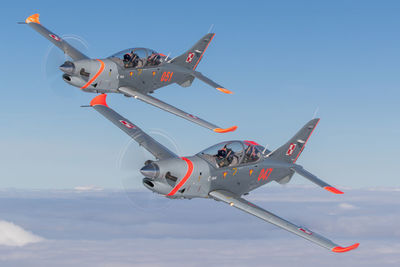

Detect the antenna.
xmin=262 ymin=145 xmax=268 ymax=154
xmin=208 ymin=24 xmax=215 ymax=33
xmin=166 ymin=52 xmax=172 ymax=63
xmin=312 ymin=106 xmax=319 ymax=119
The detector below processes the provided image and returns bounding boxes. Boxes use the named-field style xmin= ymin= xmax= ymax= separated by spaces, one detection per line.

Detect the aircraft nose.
xmin=59 ymin=61 xmax=75 ymax=74
xmin=140 ymin=162 xmax=159 ymax=179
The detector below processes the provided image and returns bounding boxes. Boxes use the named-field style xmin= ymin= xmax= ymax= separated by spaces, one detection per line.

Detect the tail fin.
xmin=171 ymin=33 xmax=215 ymax=70
xmin=269 ymin=119 xmax=320 ymax=163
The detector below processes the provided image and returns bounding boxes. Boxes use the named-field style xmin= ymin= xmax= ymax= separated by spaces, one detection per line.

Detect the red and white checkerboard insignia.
xmin=187 ymin=114 xmax=198 ymax=119
xmin=298 ymin=228 xmax=312 ymax=235
xmin=286 ymin=143 xmax=297 ymax=156
xmin=119 ymin=120 xmax=135 ymax=129
xmin=186 ymin=52 xmax=195 ymax=63
xmin=49 ymin=34 xmax=61 ymax=41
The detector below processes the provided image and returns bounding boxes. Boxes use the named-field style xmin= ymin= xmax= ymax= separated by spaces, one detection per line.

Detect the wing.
xmin=90 ymin=94 xmax=177 ymax=160
xmin=209 ymin=190 xmax=359 ymax=253
xmin=24 ymin=14 xmax=89 ymax=61
xmin=118 ymin=87 xmax=237 ymax=133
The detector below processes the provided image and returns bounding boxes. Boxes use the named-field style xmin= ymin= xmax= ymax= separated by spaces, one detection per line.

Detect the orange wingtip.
xmin=25 ymin=14 xmax=40 ymax=24
xmin=90 ymin=94 xmax=108 ymax=107
xmin=324 ymin=186 xmax=344 ymax=194
xmin=332 ymin=243 xmax=359 ymax=253
xmin=216 ymin=87 xmax=233 ymax=94
xmin=214 ymin=126 xmax=238 ymax=133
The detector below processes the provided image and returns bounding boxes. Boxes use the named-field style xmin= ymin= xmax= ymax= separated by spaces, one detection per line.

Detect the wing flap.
xmin=209 ymin=190 xmax=358 ymax=252
xmin=25 ymin=14 xmax=89 ymax=61
xmin=90 ymin=94 xmax=177 ymax=160
xmin=118 ymin=87 xmax=237 ymax=133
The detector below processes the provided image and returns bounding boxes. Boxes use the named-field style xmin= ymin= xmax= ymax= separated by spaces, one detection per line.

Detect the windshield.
xmin=109 ymin=48 xmax=168 ymax=68
xmin=198 ymin=140 xmax=263 ymax=168
xmin=198 ymin=141 xmax=245 ymax=168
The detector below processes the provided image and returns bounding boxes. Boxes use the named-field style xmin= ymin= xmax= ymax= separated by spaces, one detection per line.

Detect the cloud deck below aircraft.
xmin=0 ymin=186 xmax=398 ymax=266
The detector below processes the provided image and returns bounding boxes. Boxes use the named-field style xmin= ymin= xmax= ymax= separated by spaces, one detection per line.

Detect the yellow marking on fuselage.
xmin=232 ymin=168 xmax=238 ymax=176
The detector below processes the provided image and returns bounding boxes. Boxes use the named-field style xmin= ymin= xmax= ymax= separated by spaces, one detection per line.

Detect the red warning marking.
xmin=286 ymin=143 xmax=297 ymax=156
xmin=298 ymin=228 xmax=312 ymax=235
xmin=49 ymin=34 xmax=61 ymax=41
xmin=187 ymin=114 xmax=198 ymax=119
xmin=119 ymin=120 xmax=135 ymax=129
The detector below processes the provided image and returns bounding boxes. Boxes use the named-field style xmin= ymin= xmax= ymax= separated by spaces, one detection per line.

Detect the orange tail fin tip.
xmin=214 ymin=126 xmax=238 ymax=133
xmin=26 ymin=14 xmax=40 ymax=24
xmin=216 ymin=87 xmax=233 ymax=94
xmin=332 ymin=243 xmax=359 ymax=253
xmin=90 ymin=94 xmax=108 ymax=107
xmin=324 ymin=186 xmax=344 ymax=194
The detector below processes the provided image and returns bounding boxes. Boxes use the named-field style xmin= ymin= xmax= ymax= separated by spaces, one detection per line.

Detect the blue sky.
xmin=1 ymin=0 xmax=400 ymax=189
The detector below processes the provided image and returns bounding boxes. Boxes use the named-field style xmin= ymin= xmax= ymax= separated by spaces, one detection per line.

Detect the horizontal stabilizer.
xmin=292 ymin=165 xmax=343 ymax=194
xmin=192 ymin=71 xmax=232 ymax=94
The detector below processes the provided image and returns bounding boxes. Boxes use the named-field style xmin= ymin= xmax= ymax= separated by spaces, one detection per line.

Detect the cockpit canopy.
xmin=198 ymin=140 xmax=264 ymax=168
xmin=108 ymin=47 xmax=168 ymax=69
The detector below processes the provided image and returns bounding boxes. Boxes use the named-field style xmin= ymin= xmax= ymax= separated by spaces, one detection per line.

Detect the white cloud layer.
xmin=0 ymin=220 xmax=43 ymax=247
xmin=0 ymin=187 xmax=398 ymax=266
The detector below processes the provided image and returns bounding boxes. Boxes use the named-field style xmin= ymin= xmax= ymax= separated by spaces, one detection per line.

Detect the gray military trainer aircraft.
xmin=89 ymin=94 xmax=359 ymax=253
xmin=23 ymin=14 xmax=236 ymax=133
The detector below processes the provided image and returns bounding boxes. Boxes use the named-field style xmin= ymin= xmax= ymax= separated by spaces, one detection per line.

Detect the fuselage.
xmin=60 ymin=47 xmax=189 ymax=95
xmin=140 ymin=141 xmax=296 ymax=199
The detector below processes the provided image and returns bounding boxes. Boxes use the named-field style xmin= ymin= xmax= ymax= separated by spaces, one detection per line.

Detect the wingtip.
xmin=90 ymin=94 xmax=108 ymax=107
xmin=332 ymin=243 xmax=359 ymax=253
xmin=25 ymin=14 xmax=40 ymax=24
xmin=216 ymin=87 xmax=233 ymax=94
xmin=214 ymin=126 xmax=238 ymax=133
xmin=324 ymin=186 xmax=344 ymax=194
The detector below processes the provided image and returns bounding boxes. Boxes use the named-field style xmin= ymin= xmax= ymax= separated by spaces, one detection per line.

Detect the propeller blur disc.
xmin=117 ymin=129 xmax=181 ymax=210
xmin=42 ymin=34 xmax=89 ymax=98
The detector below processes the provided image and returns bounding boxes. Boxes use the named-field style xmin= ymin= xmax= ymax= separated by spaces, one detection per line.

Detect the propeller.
xmin=116 ymin=129 xmax=181 ymax=211
xmin=42 ymin=34 xmax=89 ymax=98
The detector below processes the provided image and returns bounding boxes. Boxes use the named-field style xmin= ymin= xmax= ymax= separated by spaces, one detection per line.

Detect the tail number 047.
xmin=161 ymin=72 xmax=174 ymax=82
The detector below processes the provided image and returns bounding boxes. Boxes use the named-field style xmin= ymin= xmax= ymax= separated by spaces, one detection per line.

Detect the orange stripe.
xmin=293 ymin=119 xmax=320 ymax=163
xmin=90 ymin=94 xmax=108 ymax=107
xmin=214 ymin=126 xmax=237 ymax=133
xmin=332 ymin=243 xmax=359 ymax=253
xmin=193 ymin=34 xmax=215 ymax=70
xmin=81 ymin=59 xmax=105 ymax=89
xmin=324 ymin=186 xmax=344 ymax=194
xmin=166 ymin=157 xmax=193 ymax=196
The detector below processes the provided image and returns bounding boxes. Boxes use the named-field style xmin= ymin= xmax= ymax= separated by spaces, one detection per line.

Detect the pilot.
xmin=123 ymin=53 xmax=131 ymax=64
xmin=123 ymin=52 xmax=139 ymax=68
xmin=244 ymin=145 xmax=260 ymax=163
xmin=216 ymin=145 xmax=233 ymax=167
xmin=147 ymin=52 xmax=161 ymax=66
